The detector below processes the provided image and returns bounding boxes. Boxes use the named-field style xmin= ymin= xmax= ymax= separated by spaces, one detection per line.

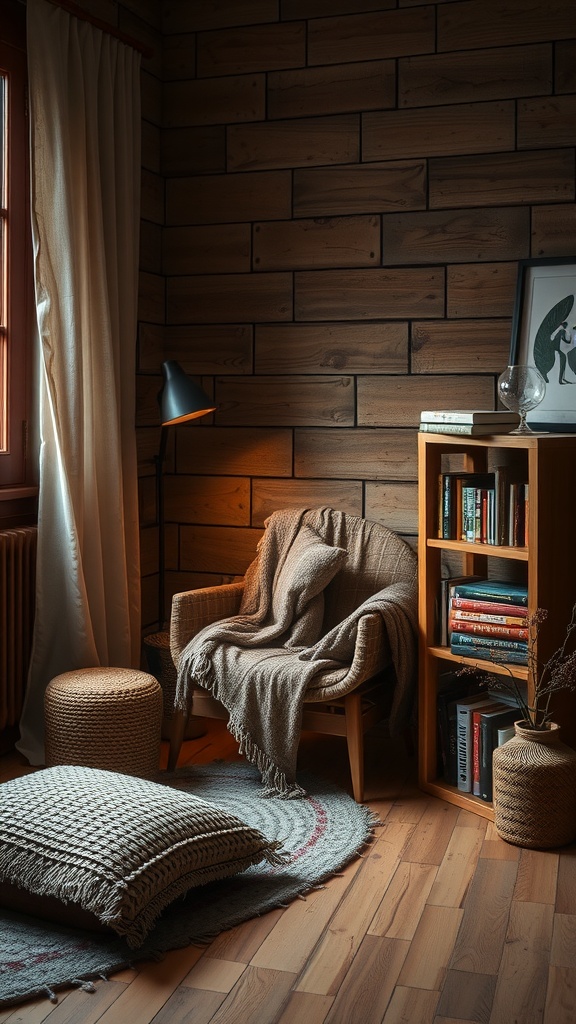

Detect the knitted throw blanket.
xmin=176 ymin=508 xmax=418 ymax=798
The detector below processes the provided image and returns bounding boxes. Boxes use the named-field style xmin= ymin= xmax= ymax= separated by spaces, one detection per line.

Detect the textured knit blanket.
xmin=176 ymin=507 xmax=418 ymax=797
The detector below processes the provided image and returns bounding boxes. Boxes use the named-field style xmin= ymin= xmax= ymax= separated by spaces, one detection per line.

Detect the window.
xmin=0 ymin=0 xmax=33 ymax=500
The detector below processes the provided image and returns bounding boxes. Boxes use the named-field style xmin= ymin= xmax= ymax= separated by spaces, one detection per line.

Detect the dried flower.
xmin=459 ymin=603 xmax=576 ymax=730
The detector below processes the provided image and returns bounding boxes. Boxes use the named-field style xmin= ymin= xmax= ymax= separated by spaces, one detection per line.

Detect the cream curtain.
xmin=17 ymin=0 xmax=142 ymax=764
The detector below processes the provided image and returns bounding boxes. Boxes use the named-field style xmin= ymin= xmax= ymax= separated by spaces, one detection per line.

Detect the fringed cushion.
xmin=0 ymin=765 xmax=285 ymax=948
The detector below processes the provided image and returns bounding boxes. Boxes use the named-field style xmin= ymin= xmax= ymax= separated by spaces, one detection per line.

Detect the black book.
xmin=479 ymin=705 xmax=520 ymax=801
xmin=437 ymin=674 xmax=486 ymax=784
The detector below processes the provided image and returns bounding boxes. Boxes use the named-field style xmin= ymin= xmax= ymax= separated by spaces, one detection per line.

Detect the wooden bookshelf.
xmin=418 ymin=430 xmax=576 ymax=819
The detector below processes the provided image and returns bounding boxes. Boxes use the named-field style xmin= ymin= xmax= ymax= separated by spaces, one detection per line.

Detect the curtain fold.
xmin=17 ymin=0 xmax=142 ymax=764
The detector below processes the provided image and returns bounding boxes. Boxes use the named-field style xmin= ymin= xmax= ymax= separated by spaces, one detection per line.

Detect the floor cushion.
xmin=0 ymin=765 xmax=285 ymax=948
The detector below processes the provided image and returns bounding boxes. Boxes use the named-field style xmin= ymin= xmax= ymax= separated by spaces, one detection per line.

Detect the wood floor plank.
xmin=275 ymin=991 xmax=334 ymax=1024
xmin=381 ymin=985 xmax=439 ymax=1023
xmin=435 ymin=968 xmax=496 ymax=1023
xmin=397 ymin=904 xmax=464 ymax=990
xmin=402 ymin=799 xmax=460 ymax=865
xmin=1 ymin=992 xmax=72 ymax=1023
xmin=427 ymin=824 xmax=485 ymax=909
xmin=93 ymin=947 xmax=205 ymax=1024
xmin=514 ymin=849 xmax=559 ymax=905
xmin=181 ymin=956 xmax=246 ymax=992
xmin=295 ymin=833 xmax=406 ymax=995
xmin=481 ymin=822 xmax=521 ymax=861
xmin=35 ymin=980 xmax=131 ymax=1024
xmin=204 ymin=909 xmax=284 ymax=963
xmin=250 ymin=860 xmax=362 ymax=973
xmin=550 ymin=913 xmax=576 ymax=968
xmin=544 ymin=965 xmax=576 ymax=1024
xmin=207 ymin=966 xmax=296 ymax=1024
xmin=449 ymin=858 xmax=518 ymax=975
xmin=556 ymin=850 xmax=576 ymax=914
xmin=488 ymin=901 xmax=553 ymax=1024
xmin=325 ymin=934 xmax=409 ymax=1024
xmin=368 ymin=861 xmax=437 ymax=939
xmin=145 ymin=985 xmax=225 ymax=1024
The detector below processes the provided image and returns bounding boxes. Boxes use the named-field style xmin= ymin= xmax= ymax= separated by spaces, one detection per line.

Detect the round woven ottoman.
xmin=44 ymin=667 xmax=162 ymax=778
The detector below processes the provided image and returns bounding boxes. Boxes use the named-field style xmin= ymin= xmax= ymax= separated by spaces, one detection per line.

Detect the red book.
xmin=448 ymin=617 xmax=529 ymax=640
xmin=450 ymin=597 xmax=528 ymax=618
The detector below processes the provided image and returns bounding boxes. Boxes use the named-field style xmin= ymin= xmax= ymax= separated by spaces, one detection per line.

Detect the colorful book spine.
xmin=448 ymin=618 xmax=529 ymax=640
xmin=452 ymin=581 xmax=528 ymax=606
xmin=451 ymin=631 xmax=528 ymax=654
xmin=450 ymin=597 xmax=528 ymax=618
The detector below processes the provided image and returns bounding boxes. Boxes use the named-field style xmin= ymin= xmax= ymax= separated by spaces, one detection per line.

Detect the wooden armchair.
xmin=168 ymin=510 xmax=418 ymax=801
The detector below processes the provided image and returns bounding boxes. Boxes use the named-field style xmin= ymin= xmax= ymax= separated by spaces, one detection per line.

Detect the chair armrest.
xmin=306 ymin=613 xmax=391 ymax=702
xmin=170 ymin=581 xmax=244 ymax=667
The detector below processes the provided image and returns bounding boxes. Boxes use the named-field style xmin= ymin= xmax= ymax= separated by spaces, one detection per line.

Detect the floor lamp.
xmin=156 ymin=359 xmax=216 ymax=629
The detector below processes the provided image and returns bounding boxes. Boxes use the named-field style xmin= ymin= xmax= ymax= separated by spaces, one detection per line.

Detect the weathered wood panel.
xmin=268 ymin=61 xmax=395 ymax=120
xmin=295 ymin=268 xmax=445 ymax=320
xmin=164 ymin=475 xmax=251 ymax=526
xmin=531 ymin=204 xmax=576 ymax=258
xmin=141 ymin=120 xmax=160 ymax=174
xmin=517 ymin=96 xmax=576 ymax=149
xmin=429 ymin=150 xmax=575 ymax=208
xmin=141 ymin=69 xmax=161 ymax=127
xmin=164 ymin=75 xmax=265 ymax=128
xmin=254 ymin=216 xmax=380 ymax=271
xmin=227 ymin=115 xmax=359 ymax=172
xmin=140 ymin=220 xmax=162 ymax=275
xmin=141 ymin=169 xmax=163 ymax=225
xmin=447 ymin=263 xmax=518 ymax=319
xmin=177 ymin=427 xmax=293 ymax=477
xmin=411 ymin=321 xmax=512 ymax=374
xmin=357 ymin=375 xmax=496 ymax=427
xmin=308 ymin=8 xmax=434 ymax=65
xmin=197 ymin=22 xmax=305 ymax=77
xmin=294 ymin=428 xmax=418 ymax=481
xmin=167 ymin=273 xmax=293 ymax=324
xmin=251 ymin=479 xmax=362 ymax=526
xmin=398 ymin=45 xmax=552 ymax=108
xmin=294 ymin=161 xmax=426 ymax=217
xmin=365 ymin=482 xmax=418 ymax=534
xmin=255 ymin=322 xmax=408 ymax=374
xmin=283 ymin=0 xmax=392 ymax=17
xmin=139 ymin=324 xmax=253 ymax=375
xmin=556 ymin=40 xmax=576 ymax=94
xmin=215 ymin=376 xmax=355 ymax=426
xmin=138 ymin=271 xmax=164 ymax=324
xmin=438 ymin=0 xmax=574 ymax=51
xmin=162 ymin=127 xmax=225 ymax=176
xmin=163 ymin=224 xmax=251 ymax=275
xmin=179 ymin=526 xmax=262 ymax=575
xmin=163 ymin=32 xmax=195 ymax=81
xmin=166 ymin=171 xmax=292 ymax=226
xmin=382 ymin=208 xmax=530 ymax=265
xmin=363 ymin=102 xmax=515 ymax=161
xmin=163 ymin=0 xmax=278 ymax=33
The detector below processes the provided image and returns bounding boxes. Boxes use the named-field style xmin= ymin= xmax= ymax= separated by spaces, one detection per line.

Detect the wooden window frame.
xmin=0 ymin=1 xmax=36 ymax=523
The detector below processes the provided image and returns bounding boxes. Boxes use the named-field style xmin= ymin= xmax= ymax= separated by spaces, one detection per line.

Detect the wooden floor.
xmin=1 ymin=719 xmax=575 ymax=1024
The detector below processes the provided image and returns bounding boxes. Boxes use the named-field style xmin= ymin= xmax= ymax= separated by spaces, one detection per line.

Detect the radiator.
xmin=0 ymin=526 xmax=37 ymax=730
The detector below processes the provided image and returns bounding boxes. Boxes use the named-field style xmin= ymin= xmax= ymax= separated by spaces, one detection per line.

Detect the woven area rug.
xmin=0 ymin=761 xmax=376 ymax=1008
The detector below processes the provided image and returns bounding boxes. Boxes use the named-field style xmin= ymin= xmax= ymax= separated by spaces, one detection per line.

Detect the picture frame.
xmin=509 ymin=257 xmax=576 ymax=431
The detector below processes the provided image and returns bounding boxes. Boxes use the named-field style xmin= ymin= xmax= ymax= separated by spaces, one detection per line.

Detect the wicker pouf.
xmin=44 ymin=667 xmax=162 ymax=778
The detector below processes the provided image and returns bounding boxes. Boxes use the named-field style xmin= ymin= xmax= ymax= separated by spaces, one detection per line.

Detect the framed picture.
xmin=509 ymin=257 xmax=576 ymax=431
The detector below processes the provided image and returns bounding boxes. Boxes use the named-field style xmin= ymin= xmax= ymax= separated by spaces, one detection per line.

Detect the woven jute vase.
xmin=492 ymin=721 xmax=576 ymax=849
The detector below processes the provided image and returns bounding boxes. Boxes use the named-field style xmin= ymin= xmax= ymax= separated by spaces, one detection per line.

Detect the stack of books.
xmin=436 ymin=672 xmax=521 ymax=800
xmin=420 ymin=409 xmax=520 ymax=435
xmin=449 ymin=579 xmax=529 ymax=665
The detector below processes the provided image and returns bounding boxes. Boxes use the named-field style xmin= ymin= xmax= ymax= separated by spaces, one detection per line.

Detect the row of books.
xmin=437 ymin=675 xmax=522 ymax=801
xmin=439 ymin=578 xmax=529 ymax=666
xmin=438 ymin=469 xmax=528 ymax=547
xmin=420 ymin=409 xmax=520 ymax=436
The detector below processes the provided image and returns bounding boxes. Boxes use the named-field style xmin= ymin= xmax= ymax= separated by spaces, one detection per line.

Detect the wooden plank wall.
xmin=136 ymin=0 xmax=576 ymax=627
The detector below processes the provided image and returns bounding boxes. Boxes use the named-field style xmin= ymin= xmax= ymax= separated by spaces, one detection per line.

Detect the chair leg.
xmin=167 ymin=709 xmax=187 ymax=771
xmin=344 ymin=692 xmax=364 ymax=802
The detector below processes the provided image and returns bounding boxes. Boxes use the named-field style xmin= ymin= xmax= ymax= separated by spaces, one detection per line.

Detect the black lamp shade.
xmin=160 ymin=360 xmax=216 ymax=426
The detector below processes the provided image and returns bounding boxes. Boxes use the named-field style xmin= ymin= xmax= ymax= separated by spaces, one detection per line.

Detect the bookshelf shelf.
xmin=418 ymin=430 xmax=576 ymax=819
